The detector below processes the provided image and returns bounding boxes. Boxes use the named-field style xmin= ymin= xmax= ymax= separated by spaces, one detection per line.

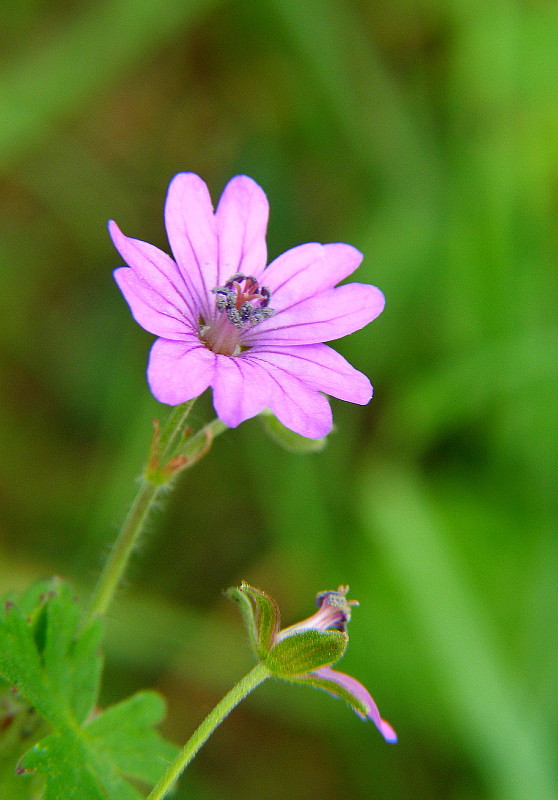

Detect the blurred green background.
xmin=1 ymin=1 xmax=557 ymax=798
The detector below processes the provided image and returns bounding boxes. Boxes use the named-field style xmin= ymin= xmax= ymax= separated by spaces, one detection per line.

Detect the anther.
xmin=212 ymin=273 xmax=275 ymax=329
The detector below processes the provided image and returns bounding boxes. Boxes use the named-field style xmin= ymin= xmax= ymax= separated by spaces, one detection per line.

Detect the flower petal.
xmin=307 ymin=666 xmax=397 ymax=743
xmin=247 ymin=360 xmax=333 ymax=438
xmin=249 ymin=343 xmax=372 ymax=405
xmin=110 ymin=220 xmax=196 ymax=333
xmin=244 ymin=283 xmax=385 ymax=346
xmin=262 ymin=242 xmax=363 ymax=307
xmin=147 ymin=337 xmax=216 ymax=405
xmin=211 ymin=356 xmax=271 ymax=427
xmin=215 ymin=175 xmax=269 ymax=283
xmin=109 ymin=221 xmax=192 ymax=312
xmin=114 ymin=267 xmax=192 ymax=339
xmin=164 ymin=172 xmax=218 ymax=320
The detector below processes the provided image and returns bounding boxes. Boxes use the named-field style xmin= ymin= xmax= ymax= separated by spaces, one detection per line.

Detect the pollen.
xmin=212 ymin=273 xmax=275 ymax=328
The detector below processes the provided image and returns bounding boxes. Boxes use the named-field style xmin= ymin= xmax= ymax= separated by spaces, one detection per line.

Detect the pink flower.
xmin=276 ymin=586 xmax=397 ymax=743
xmin=110 ymin=173 xmax=384 ymax=438
xmin=230 ymin=582 xmax=397 ymax=743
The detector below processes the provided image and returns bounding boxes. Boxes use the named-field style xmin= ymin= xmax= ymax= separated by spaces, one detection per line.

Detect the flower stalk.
xmin=147 ymin=662 xmax=270 ymax=800
xmin=148 ymin=582 xmax=396 ymax=798
xmin=83 ymin=403 xmax=227 ymax=626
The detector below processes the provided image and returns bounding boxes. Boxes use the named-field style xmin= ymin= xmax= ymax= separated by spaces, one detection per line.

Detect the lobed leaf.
xmin=85 ymin=691 xmax=177 ymax=786
xmin=0 ymin=579 xmax=177 ymax=799
xmin=19 ymin=731 xmax=141 ymax=800
xmin=0 ymin=578 xmax=100 ymax=727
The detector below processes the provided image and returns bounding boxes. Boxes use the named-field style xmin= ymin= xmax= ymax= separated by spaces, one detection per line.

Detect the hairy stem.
xmin=147 ymin=663 xmax=270 ymax=800
xmin=83 ymin=479 xmax=161 ymax=625
xmin=83 ymin=403 xmax=226 ymax=626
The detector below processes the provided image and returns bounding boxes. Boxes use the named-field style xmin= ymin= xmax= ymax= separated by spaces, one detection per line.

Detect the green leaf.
xmin=259 ymin=411 xmax=328 ymax=453
xmin=227 ymin=582 xmax=281 ymax=659
xmin=265 ymin=630 xmax=348 ymax=677
xmin=0 ymin=578 xmax=100 ymax=727
xmin=0 ymin=689 xmax=47 ymax=799
xmin=0 ymin=579 xmax=177 ymax=799
xmin=85 ymin=691 xmax=176 ymax=786
xmin=20 ymin=691 xmax=177 ymax=800
xmin=70 ymin=622 xmax=104 ymax=726
xmin=20 ymin=733 xmax=121 ymax=800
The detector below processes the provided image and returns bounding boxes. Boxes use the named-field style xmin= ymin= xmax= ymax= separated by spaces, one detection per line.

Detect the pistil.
xmin=200 ymin=312 xmax=243 ymax=357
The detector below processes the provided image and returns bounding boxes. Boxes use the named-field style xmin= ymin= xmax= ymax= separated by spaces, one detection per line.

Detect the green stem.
xmin=83 ymin=404 xmax=226 ymax=627
xmin=147 ymin=663 xmax=270 ymax=800
xmin=83 ymin=479 xmax=162 ymax=625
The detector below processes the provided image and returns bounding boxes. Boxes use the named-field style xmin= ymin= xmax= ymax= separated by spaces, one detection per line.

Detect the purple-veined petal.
xmin=215 ymin=175 xmax=269 ymax=283
xmin=311 ymin=666 xmax=397 ymax=743
xmin=114 ymin=268 xmax=192 ymax=339
xmin=164 ymin=173 xmax=218 ymax=321
xmin=256 ymin=364 xmax=333 ymax=438
xmin=211 ymin=355 xmax=271 ymax=428
xmin=262 ymin=242 xmax=363 ymax=307
xmin=147 ymin=337 xmax=216 ymax=405
xmin=249 ymin=343 xmax=372 ymax=405
xmin=109 ymin=220 xmax=195 ymax=317
xmin=110 ymin=219 xmax=197 ymax=333
xmin=244 ymin=283 xmax=385 ymax=346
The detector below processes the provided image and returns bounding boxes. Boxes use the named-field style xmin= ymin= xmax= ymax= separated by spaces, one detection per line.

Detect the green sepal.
xmin=282 ymin=671 xmax=368 ymax=717
xmin=226 ymin=586 xmax=258 ymax=654
xmin=227 ymin=582 xmax=280 ymax=659
xmin=259 ymin=411 xmax=328 ymax=453
xmin=264 ymin=630 xmax=348 ymax=677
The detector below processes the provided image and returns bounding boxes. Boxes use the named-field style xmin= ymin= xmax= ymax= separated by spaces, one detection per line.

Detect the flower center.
xmin=213 ymin=273 xmax=275 ymax=328
xmin=277 ymin=586 xmax=359 ymax=641
xmin=313 ymin=586 xmax=359 ymax=633
xmin=200 ymin=273 xmax=275 ymax=357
